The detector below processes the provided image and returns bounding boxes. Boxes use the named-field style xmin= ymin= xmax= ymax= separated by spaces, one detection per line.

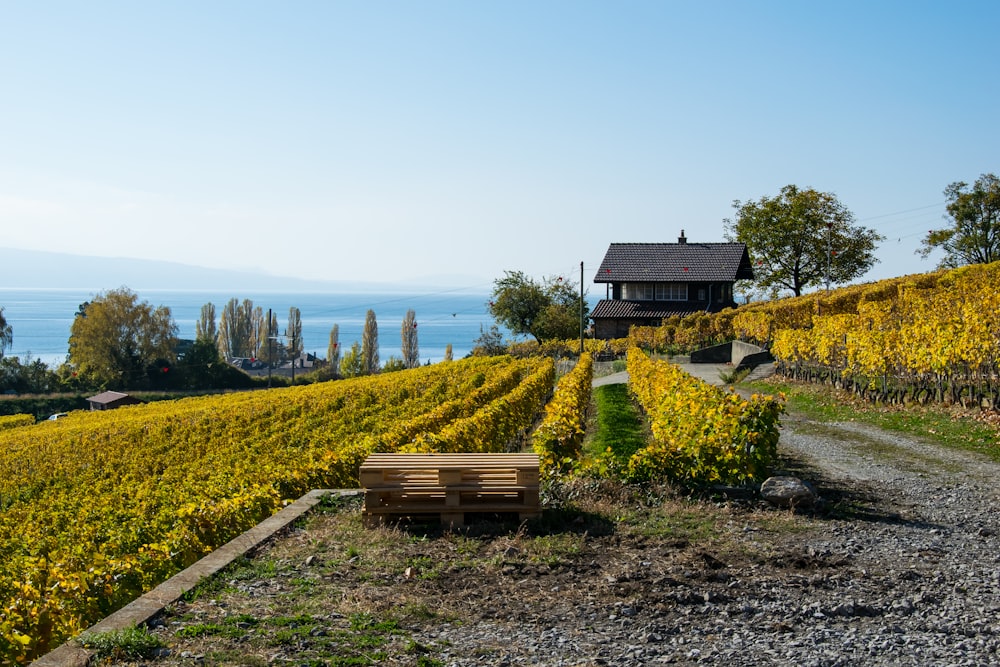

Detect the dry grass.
xmin=88 ymin=479 xmax=833 ymax=667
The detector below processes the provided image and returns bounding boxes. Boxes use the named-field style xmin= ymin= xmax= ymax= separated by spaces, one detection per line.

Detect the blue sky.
xmin=2 ymin=1 xmax=998 ymax=292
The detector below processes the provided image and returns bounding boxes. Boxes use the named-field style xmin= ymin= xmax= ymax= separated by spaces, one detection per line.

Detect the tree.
xmin=250 ymin=305 xmax=267 ymax=361
xmin=0 ymin=355 xmax=56 ymax=394
xmin=444 ymin=343 xmax=453 ymax=362
xmin=68 ymin=287 xmax=178 ymax=388
xmin=339 ymin=342 xmax=364 ymax=378
xmin=726 ymin=185 xmax=884 ymax=296
xmin=382 ymin=356 xmax=406 ymax=373
xmin=196 ymin=303 xmax=217 ymax=342
xmin=0 ymin=307 xmax=11 ymax=358
xmin=327 ymin=324 xmax=340 ymax=376
xmin=472 ymin=324 xmax=507 ymax=356
xmin=218 ymin=298 xmax=256 ymax=359
xmin=488 ymin=271 xmax=588 ymax=342
xmin=920 ymin=173 xmax=1000 ymax=268
xmin=401 ymin=309 xmax=419 ymax=369
xmin=178 ymin=337 xmax=226 ymax=389
xmin=361 ymin=309 xmax=379 ymax=375
xmin=285 ymin=307 xmax=303 ymax=361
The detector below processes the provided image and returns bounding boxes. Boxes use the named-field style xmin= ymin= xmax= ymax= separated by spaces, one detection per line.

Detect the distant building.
xmin=591 ymin=231 xmax=754 ymax=339
xmin=230 ymin=357 xmax=267 ymax=371
xmin=87 ymin=391 xmax=144 ymax=411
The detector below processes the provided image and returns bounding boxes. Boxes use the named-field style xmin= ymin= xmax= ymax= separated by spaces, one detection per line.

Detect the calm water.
xmin=0 ymin=288 xmax=500 ymax=368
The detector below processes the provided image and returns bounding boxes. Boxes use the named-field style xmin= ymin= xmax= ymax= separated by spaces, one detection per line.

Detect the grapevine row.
xmin=625 ymin=348 xmax=783 ymax=486
xmin=532 ymin=353 xmax=593 ymax=473
xmin=0 ymin=415 xmax=33 ymax=431
xmin=769 ymin=263 xmax=1000 ymax=407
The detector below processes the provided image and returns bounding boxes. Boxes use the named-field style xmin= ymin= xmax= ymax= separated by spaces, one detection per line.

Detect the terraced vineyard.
xmin=0 ymin=355 xmax=553 ymax=664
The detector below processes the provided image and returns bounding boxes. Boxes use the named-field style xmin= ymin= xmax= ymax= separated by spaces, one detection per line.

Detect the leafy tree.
xmin=0 ymin=307 xmax=11 ymax=358
xmin=218 ymin=298 xmax=256 ymax=359
xmin=0 ymin=355 xmax=56 ymax=394
xmin=250 ymin=305 xmax=267 ymax=360
xmin=401 ymin=309 xmax=419 ymax=369
xmin=726 ymin=185 xmax=884 ymax=296
xmin=196 ymin=303 xmax=217 ymax=342
xmin=488 ymin=271 xmax=588 ymax=342
xmin=176 ymin=338 xmax=253 ymax=390
xmin=285 ymin=307 xmax=303 ymax=361
xmin=327 ymin=324 xmax=340 ymax=376
xmin=472 ymin=324 xmax=507 ymax=356
xmin=361 ymin=309 xmax=379 ymax=375
xmin=68 ymin=287 xmax=178 ymax=389
xmin=339 ymin=342 xmax=364 ymax=378
xmin=382 ymin=356 xmax=407 ymax=373
xmin=920 ymin=173 xmax=1000 ymax=268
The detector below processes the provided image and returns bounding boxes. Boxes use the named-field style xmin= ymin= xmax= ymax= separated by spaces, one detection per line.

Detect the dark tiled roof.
xmin=590 ymin=299 xmax=705 ymax=320
xmin=594 ymin=242 xmax=754 ymax=283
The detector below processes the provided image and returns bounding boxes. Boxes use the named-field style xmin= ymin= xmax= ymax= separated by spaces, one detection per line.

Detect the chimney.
xmin=678 ymin=230 xmax=687 ymax=244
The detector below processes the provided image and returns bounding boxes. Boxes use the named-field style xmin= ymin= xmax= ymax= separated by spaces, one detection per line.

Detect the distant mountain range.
xmin=0 ymin=247 xmax=479 ymax=293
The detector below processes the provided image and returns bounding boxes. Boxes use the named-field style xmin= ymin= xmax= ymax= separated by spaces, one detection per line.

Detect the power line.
xmin=858 ymin=201 xmax=946 ymax=222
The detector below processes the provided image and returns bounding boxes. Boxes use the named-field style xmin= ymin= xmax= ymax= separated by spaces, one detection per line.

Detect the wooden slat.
xmin=360 ymin=452 xmax=541 ymax=527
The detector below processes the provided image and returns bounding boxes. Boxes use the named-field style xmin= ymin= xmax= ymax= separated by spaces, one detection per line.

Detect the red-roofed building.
xmin=591 ymin=231 xmax=754 ymax=339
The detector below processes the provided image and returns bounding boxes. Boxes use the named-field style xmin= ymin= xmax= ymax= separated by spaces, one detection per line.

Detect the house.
xmin=86 ymin=391 xmax=144 ymax=411
xmin=591 ymin=231 xmax=754 ymax=339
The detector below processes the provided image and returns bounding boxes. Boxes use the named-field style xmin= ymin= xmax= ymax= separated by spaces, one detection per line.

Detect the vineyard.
xmin=625 ymin=261 xmax=1000 ymax=409
xmin=0 ymin=355 xmax=553 ymax=664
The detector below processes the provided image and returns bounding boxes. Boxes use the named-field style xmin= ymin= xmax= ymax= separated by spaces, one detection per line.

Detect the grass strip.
xmin=582 ymin=383 xmax=648 ymax=472
xmin=748 ymin=377 xmax=1000 ymax=460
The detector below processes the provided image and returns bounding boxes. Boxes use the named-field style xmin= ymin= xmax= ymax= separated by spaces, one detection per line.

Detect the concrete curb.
xmin=31 ymin=489 xmax=360 ymax=667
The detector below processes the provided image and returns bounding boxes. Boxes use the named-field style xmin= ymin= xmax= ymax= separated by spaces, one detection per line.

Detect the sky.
xmin=2 ymin=1 xmax=998 ymax=293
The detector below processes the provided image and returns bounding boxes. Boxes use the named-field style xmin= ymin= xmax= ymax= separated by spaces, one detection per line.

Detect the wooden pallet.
xmin=360 ymin=453 xmax=541 ymax=527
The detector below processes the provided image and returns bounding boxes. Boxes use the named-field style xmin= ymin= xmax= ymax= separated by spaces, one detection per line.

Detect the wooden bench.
xmin=360 ymin=453 xmax=541 ymax=527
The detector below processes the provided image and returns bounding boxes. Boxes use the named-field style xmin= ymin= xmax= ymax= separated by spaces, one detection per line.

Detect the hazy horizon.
xmin=0 ymin=246 xmax=494 ymax=294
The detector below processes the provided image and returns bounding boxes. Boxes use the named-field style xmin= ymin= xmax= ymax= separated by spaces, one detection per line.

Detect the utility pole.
xmin=826 ymin=221 xmax=833 ymax=291
xmin=267 ymin=308 xmax=272 ymax=388
xmin=579 ymin=261 xmax=585 ymax=355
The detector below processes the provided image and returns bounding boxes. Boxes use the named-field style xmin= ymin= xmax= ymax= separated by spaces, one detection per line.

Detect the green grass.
xmin=78 ymin=624 xmax=165 ymax=661
xmin=621 ymin=501 xmax=720 ymax=542
xmin=748 ymin=377 xmax=1000 ymax=460
xmin=583 ymin=383 xmax=648 ymax=472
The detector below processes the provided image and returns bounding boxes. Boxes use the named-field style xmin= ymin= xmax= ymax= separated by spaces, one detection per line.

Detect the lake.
xmin=0 ymin=287 xmax=502 ymax=368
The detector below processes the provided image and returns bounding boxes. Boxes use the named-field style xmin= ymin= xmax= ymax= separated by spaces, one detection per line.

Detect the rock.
xmin=760 ymin=476 xmax=817 ymax=508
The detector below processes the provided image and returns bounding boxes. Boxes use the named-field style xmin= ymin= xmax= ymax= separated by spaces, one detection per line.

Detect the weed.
xmin=719 ymin=366 xmax=752 ymax=384
xmin=78 ymin=625 xmax=165 ymax=660
xmin=523 ymin=533 xmax=585 ymax=566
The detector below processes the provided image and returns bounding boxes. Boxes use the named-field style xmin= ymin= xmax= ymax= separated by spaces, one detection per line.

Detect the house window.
xmin=624 ymin=283 xmax=655 ymax=300
xmin=697 ymin=289 xmax=706 ymax=301
xmin=655 ymin=283 xmax=688 ymax=301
